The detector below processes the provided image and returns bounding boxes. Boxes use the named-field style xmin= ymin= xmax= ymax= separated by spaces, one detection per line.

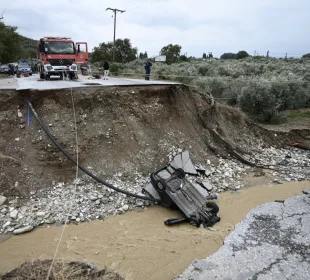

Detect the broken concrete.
xmin=176 ymin=194 xmax=310 ymax=280
xmin=170 ymin=150 xmax=198 ymax=175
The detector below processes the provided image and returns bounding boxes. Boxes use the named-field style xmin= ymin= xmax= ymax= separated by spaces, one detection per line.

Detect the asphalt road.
xmin=176 ymin=193 xmax=310 ymax=280
xmin=0 ymin=74 xmax=180 ymax=91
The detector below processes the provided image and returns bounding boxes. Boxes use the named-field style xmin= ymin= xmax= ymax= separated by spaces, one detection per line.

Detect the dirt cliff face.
xmin=0 ymin=85 xmax=309 ymax=198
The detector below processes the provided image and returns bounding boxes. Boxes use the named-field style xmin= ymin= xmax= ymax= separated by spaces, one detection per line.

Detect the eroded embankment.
xmin=1 ymin=85 xmax=309 ymax=197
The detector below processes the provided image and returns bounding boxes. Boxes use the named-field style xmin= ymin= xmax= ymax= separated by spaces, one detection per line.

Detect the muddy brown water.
xmin=0 ymin=181 xmax=308 ymax=280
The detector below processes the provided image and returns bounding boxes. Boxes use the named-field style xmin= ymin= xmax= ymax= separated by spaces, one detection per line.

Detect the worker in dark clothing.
xmin=144 ymin=59 xmax=152 ymax=80
xmin=103 ymin=61 xmax=110 ymax=80
xmin=8 ymin=64 xmax=15 ymax=76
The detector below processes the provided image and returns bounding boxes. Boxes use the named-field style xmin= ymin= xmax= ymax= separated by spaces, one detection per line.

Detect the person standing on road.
xmin=103 ymin=61 xmax=110 ymax=80
xmin=144 ymin=59 xmax=152 ymax=80
xmin=9 ymin=64 xmax=15 ymax=76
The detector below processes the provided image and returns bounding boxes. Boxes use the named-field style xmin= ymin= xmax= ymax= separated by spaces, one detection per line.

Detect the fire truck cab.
xmin=36 ymin=37 xmax=88 ymax=80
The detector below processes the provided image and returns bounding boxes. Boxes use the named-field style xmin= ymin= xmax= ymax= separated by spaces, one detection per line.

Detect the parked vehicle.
xmin=9 ymin=63 xmax=18 ymax=74
xmin=36 ymin=37 xmax=88 ymax=80
xmin=0 ymin=64 xmax=10 ymax=75
xmin=17 ymin=62 xmax=32 ymax=75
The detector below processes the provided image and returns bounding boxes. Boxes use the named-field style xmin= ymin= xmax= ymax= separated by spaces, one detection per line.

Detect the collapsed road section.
xmin=176 ymin=191 xmax=310 ymax=280
xmin=1 ymin=85 xmax=310 ymax=234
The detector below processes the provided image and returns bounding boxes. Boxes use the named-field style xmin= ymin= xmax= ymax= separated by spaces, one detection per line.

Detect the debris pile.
xmin=1 ymin=146 xmax=310 ymax=234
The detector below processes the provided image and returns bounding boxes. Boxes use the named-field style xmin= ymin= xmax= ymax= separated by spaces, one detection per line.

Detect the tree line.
xmin=0 ymin=21 xmax=36 ymax=64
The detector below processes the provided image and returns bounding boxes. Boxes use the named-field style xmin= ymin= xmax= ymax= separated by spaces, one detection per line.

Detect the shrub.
xmin=238 ymin=79 xmax=282 ymax=122
xmin=109 ymin=63 xmax=120 ymax=76
xmin=236 ymin=51 xmax=249 ymax=60
xmin=302 ymin=53 xmax=310 ymax=59
xmin=220 ymin=53 xmax=237 ymax=60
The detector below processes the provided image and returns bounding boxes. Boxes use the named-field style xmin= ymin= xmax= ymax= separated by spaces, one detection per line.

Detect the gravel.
xmin=0 ymin=195 xmax=7 ymax=206
xmin=1 ymin=147 xmax=309 ymax=234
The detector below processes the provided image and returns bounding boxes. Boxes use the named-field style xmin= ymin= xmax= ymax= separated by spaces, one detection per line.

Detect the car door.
xmin=75 ymin=42 xmax=88 ymax=64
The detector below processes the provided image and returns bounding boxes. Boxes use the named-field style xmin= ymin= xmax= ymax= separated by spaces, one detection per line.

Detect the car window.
xmin=0 ymin=65 xmax=8 ymax=68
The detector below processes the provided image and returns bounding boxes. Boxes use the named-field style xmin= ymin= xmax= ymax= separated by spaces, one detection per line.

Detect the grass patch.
xmin=288 ymin=109 xmax=310 ymax=118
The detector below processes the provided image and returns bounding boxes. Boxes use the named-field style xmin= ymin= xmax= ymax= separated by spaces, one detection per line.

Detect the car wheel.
xmin=206 ymin=202 xmax=219 ymax=214
xmin=157 ymin=181 xmax=166 ymax=191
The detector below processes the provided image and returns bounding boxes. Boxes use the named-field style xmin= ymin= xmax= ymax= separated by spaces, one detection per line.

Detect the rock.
xmin=3 ymin=221 xmax=10 ymax=230
xmin=89 ymin=195 xmax=97 ymax=201
xmin=13 ymin=225 xmax=33 ymax=235
xmin=273 ymin=179 xmax=283 ymax=184
xmin=10 ymin=209 xmax=19 ymax=219
xmin=0 ymin=195 xmax=7 ymax=206
xmin=36 ymin=211 xmax=45 ymax=217
xmin=1 ymin=208 xmax=8 ymax=214
xmin=136 ymin=201 xmax=144 ymax=207
xmin=76 ymin=218 xmax=81 ymax=222
xmin=102 ymin=198 xmax=109 ymax=204
xmin=48 ymin=123 xmax=53 ymax=127
xmin=95 ymin=199 xmax=101 ymax=205
xmin=122 ymin=205 xmax=129 ymax=211
xmin=17 ymin=109 xmax=22 ymax=118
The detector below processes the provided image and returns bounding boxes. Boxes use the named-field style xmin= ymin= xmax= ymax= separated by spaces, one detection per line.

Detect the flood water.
xmin=0 ymin=181 xmax=308 ymax=280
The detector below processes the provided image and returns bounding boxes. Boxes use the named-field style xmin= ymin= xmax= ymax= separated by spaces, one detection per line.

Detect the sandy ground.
xmin=0 ymin=74 xmax=180 ymax=91
xmin=0 ymin=181 xmax=308 ymax=280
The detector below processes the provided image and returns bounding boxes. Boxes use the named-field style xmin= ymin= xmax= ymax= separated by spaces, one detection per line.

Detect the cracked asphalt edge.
xmin=175 ymin=193 xmax=310 ymax=280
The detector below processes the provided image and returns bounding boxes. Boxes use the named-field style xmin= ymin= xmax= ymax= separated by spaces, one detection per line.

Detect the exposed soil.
xmin=0 ymin=260 xmax=123 ymax=280
xmin=1 ymin=85 xmax=309 ymax=199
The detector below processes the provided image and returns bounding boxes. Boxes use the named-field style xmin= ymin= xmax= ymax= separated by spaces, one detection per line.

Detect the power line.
xmin=106 ymin=8 xmax=126 ymax=62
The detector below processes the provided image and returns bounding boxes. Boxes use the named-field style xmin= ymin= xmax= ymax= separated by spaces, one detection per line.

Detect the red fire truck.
xmin=36 ymin=37 xmax=88 ymax=80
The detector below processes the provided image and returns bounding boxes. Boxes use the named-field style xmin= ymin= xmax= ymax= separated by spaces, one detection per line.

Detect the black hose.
xmin=26 ymin=99 xmax=161 ymax=203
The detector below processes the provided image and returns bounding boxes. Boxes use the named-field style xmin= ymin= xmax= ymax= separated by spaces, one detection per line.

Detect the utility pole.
xmin=106 ymin=8 xmax=126 ymax=62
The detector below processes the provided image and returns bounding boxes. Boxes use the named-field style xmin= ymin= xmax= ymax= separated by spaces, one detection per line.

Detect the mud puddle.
xmin=0 ymin=181 xmax=308 ymax=280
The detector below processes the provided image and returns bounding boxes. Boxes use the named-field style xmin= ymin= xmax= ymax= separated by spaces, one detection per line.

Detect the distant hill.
xmin=19 ymin=34 xmax=38 ymax=49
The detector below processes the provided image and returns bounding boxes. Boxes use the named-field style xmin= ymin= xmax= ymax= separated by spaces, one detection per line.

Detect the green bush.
xmin=238 ymin=79 xmax=281 ymax=122
xmin=115 ymin=58 xmax=310 ymax=122
xmin=236 ymin=50 xmax=249 ymax=60
xmin=110 ymin=63 xmax=120 ymax=76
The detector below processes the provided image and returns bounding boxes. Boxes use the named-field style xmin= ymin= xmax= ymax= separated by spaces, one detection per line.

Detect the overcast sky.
xmin=1 ymin=0 xmax=309 ymax=58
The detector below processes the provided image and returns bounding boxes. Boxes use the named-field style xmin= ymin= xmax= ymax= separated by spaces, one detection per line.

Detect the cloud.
xmin=1 ymin=0 xmax=309 ymax=57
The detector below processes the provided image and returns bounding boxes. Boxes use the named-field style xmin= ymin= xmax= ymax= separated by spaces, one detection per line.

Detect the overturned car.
xmin=143 ymin=151 xmax=220 ymax=228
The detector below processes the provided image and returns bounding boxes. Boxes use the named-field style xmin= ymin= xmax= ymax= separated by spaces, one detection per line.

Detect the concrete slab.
xmin=0 ymin=77 xmax=18 ymax=89
xmin=170 ymin=150 xmax=198 ymax=175
xmin=9 ymin=74 xmax=180 ymax=91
